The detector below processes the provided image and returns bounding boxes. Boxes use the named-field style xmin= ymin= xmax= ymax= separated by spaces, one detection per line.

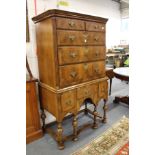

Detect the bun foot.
xmin=73 ymin=137 xmax=78 ymax=141
xmin=58 ymin=144 xmax=65 ymax=150
xmin=92 ymin=124 xmax=98 ymax=129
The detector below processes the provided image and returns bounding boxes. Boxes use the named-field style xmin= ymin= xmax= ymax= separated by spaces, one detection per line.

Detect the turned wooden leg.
xmin=92 ymin=105 xmax=98 ymax=129
xmin=72 ymin=115 xmax=78 ymax=141
xmin=84 ymin=101 xmax=88 ymax=115
xmin=102 ymin=99 xmax=108 ymax=123
xmin=41 ymin=109 xmax=46 ymax=133
xmin=57 ymin=122 xmax=64 ymax=150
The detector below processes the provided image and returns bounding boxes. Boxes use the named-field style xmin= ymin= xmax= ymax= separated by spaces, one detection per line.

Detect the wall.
xmin=120 ymin=1 xmax=129 ymax=44
xmin=27 ymin=0 xmax=121 ymax=124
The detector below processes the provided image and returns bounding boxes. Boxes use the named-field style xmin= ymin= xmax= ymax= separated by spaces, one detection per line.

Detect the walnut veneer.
xmin=32 ymin=9 xmax=108 ymax=149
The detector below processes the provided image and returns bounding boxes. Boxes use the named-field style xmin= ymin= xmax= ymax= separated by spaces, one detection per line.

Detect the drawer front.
xmin=57 ymin=30 xmax=85 ymax=45
xmin=60 ymin=90 xmax=76 ymax=112
xmin=59 ymin=63 xmax=92 ymax=88
xmin=57 ymin=30 xmax=105 ymax=45
xmin=88 ymin=32 xmax=105 ymax=45
xmin=92 ymin=61 xmax=106 ymax=78
xmin=59 ymin=61 xmax=106 ymax=88
xmin=77 ymin=84 xmax=98 ymax=99
xmin=56 ymin=17 xmax=85 ymax=30
xmin=58 ymin=46 xmax=106 ymax=65
xmin=86 ymin=21 xmax=105 ymax=32
xmin=99 ymin=81 xmax=108 ymax=99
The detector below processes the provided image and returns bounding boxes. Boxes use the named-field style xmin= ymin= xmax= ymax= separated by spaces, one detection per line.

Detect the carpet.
xmin=71 ymin=116 xmax=129 ymax=155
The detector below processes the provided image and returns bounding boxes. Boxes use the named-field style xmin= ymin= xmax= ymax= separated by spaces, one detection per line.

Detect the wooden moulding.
xmin=39 ymin=76 xmax=109 ymax=93
xmin=32 ymin=9 xmax=108 ymax=24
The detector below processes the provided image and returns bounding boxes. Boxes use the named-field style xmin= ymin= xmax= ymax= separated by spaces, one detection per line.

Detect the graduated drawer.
xmin=59 ymin=61 xmax=106 ymax=88
xmin=99 ymin=81 xmax=108 ymax=99
xmin=77 ymin=84 xmax=98 ymax=99
xmin=60 ymin=90 xmax=76 ymax=112
xmin=56 ymin=17 xmax=85 ymax=30
xmin=58 ymin=46 xmax=106 ymax=65
xmin=86 ymin=21 xmax=105 ymax=32
xmin=57 ymin=30 xmax=105 ymax=45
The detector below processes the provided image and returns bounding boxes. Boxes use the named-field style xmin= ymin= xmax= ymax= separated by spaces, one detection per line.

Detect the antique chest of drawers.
xmin=32 ymin=9 xmax=108 ymax=149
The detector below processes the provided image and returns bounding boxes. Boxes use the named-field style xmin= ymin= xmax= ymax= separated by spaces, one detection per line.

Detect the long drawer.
xmin=57 ymin=30 xmax=105 ymax=45
xmin=58 ymin=46 xmax=106 ymax=65
xmin=59 ymin=61 xmax=106 ymax=88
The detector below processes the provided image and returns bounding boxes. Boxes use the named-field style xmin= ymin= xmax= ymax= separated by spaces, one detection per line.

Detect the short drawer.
xmin=92 ymin=61 xmax=106 ymax=78
xmin=58 ymin=46 xmax=106 ymax=65
xmin=60 ymin=90 xmax=76 ymax=112
xmin=56 ymin=17 xmax=85 ymax=30
xmin=86 ymin=21 xmax=105 ymax=32
xmin=77 ymin=84 xmax=98 ymax=99
xmin=88 ymin=32 xmax=105 ymax=45
xmin=59 ymin=61 xmax=106 ymax=88
xmin=57 ymin=30 xmax=105 ymax=45
xmin=99 ymin=81 xmax=108 ymax=99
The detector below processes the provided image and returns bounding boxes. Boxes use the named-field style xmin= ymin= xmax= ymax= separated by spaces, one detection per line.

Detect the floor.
xmin=26 ymin=78 xmax=129 ymax=155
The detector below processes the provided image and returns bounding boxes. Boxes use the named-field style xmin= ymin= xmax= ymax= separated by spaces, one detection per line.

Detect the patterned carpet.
xmin=71 ymin=116 xmax=129 ymax=155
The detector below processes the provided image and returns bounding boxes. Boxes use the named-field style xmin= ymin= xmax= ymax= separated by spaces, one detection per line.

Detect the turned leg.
xmin=92 ymin=105 xmax=98 ymax=129
xmin=72 ymin=115 xmax=78 ymax=141
xmin=84 ymin=101 xmax=88 ymax=115
xmin=102 ymin=99 xmax=108 ymax=123
xmin=57 ymin=122 xmax=64 ymax=150
xmin=41 ymin=109 xmax=46 ymax=133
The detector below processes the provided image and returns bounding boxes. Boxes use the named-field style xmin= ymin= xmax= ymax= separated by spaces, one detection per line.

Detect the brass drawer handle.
xmin=94 ymin=36 xmax=99 ymax=41
xmin=95 ymin=51 xmax=99 ymax=57
xmin=68 ymin=21 xmax=75 ymax=27
xmin=83 ymin=63 xmax=88 ymax=70
xmin=69 ymin=35 xmax=75 ymax=41
xmin=94 ymin=25 xmax=98 ymax=29
xmin=66 ymin=100 xmax=72 ymax=105
xmin=94 ymin=67 xmax=99 ymax=73
xmin=70 ymin=52 xmax=77 ymax=58
xmin=70 ymin=71 xmax=77 ymax=78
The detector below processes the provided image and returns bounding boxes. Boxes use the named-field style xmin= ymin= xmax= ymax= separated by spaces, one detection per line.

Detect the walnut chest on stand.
xmin=32 ymin=9 xmax=108 ymax=149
